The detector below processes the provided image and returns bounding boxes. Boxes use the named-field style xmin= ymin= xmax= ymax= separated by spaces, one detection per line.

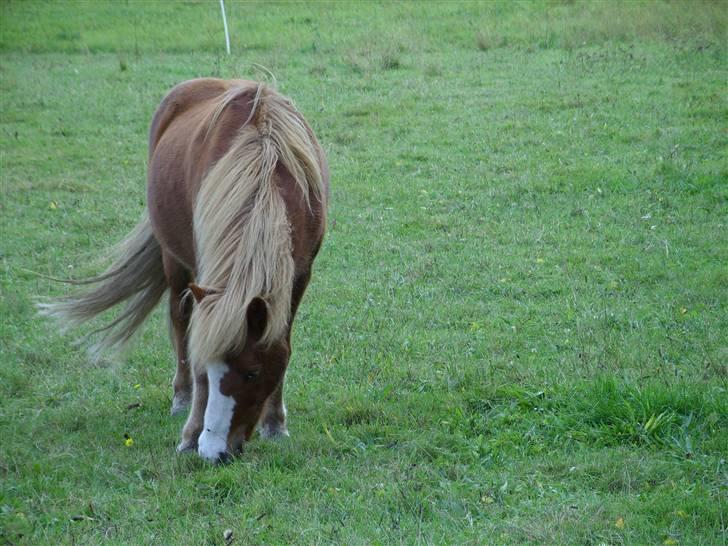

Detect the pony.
xmin=40 ymin=78 xmax=329 ymax=462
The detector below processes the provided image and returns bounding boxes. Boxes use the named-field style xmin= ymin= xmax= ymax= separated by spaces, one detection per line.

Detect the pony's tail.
xmin=38 ymin=214 xmax=167 ymax=360
xmin=189 ymin=83 xmax=324 ymax=367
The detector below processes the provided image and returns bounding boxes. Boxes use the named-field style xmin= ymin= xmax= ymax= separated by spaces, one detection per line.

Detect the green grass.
xmin=1 ymin=1 xmax=727 ymax=544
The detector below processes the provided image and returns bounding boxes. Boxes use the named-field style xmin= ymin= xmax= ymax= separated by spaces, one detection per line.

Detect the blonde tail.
xmin=38 ymin=215 xmax=167 ymax=360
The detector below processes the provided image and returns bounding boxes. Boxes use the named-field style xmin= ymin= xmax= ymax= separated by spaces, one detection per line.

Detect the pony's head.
xmin=190 ymin=285 xmax=290 ymax=462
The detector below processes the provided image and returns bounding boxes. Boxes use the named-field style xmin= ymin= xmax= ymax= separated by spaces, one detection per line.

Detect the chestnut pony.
xmin=40 ymin=79 xmax=329 ymax=462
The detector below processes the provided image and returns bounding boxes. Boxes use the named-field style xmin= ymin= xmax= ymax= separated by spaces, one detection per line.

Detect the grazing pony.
xmin=40 ymin=79 xmax=329 ymax=462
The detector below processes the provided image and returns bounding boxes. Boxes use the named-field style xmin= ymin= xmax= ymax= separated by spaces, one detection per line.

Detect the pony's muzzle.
xmin=198 ymin=447 xmax=232 ymax=464
xmin=197 ymin=431 xmax=244 ymax=464
xmin=203 ymin=442 xmax=243 ymax=464
xmin=214 ymin=451 xmax=231 ymax=464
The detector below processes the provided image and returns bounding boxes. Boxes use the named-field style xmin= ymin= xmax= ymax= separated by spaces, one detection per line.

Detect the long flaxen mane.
xmin=188 ymin=83 xmax=324 ymax=370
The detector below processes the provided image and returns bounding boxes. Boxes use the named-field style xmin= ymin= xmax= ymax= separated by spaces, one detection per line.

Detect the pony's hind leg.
xmin=163 ymin=253 xmax=193 ymax=416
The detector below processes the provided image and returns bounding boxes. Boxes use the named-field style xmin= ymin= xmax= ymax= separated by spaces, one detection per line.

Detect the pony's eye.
xmin=243 ymin=370 xmax=260 ymax=381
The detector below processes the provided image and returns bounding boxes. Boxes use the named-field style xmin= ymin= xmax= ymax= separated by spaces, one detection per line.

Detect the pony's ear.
xmin=188 ymin=283 xmax=211 ymax=303
xmin=246 ymin=297 xmax=268 ymax=342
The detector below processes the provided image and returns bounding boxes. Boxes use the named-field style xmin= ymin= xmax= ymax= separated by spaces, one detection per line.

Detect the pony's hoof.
xmin=258 ymin=423 xmax=290 ymax=440
xmin=176 ymin=438 xmax=198 ymax=453
xmin=170 ymin=393 xmax=191 ymax=416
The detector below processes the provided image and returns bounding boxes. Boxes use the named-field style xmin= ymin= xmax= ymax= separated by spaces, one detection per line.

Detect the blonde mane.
xmin=188 ymin=83 xmax=324 ymax=369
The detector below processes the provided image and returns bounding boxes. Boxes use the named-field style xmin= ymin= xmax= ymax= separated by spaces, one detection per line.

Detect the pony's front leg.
xmin=257 ymin=274 xmax=309 ymax=440
xmin=169 ymin=296 xmax=192 ymax=416
xmin=258 ymin=378 xmax=289 ymax=439
xmin=177 ymin=371 xmax=208 ymax=452
xmin=163 ymin=253 xmax=193 ymax=415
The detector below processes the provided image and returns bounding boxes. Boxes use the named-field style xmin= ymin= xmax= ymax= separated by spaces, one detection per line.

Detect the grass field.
xmin=1 ymin=1 xmax=726 ymax=544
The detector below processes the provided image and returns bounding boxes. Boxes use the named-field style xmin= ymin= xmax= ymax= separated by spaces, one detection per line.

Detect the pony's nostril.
xmin=217 ymin=451 xmax=232 ymax=464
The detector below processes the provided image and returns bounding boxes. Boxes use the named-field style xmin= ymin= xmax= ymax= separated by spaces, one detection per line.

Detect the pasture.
xmin=1 ymin=1 xmax=726 ymax=544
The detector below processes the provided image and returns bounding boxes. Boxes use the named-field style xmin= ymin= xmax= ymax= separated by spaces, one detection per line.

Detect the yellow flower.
xmin=124 ymin=434 xmax=134 ymax=447
xmin=663 ymin=539 xmax=678 ymax=545
xmin=614 ymin=516 xmax=625 ymax=529
xmin=49 ymin=201 xmax=57 ymax=210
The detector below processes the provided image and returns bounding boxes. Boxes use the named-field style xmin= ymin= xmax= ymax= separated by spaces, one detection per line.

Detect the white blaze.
xmin=198 ymin=361 xmax=236 ymax=461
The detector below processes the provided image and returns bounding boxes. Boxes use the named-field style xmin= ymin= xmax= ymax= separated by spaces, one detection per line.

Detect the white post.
xmin=219 ymin=0 xmax=231 ymax=55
